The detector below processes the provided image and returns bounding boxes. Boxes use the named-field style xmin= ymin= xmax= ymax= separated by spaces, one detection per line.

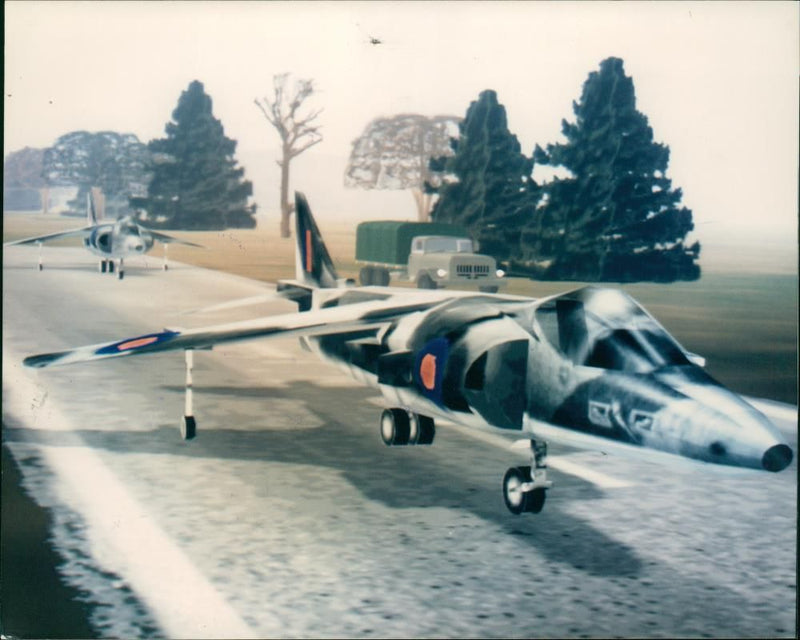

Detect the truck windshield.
xmin=534 ymin=287 xmax=689 ymax=374
xmin=419 ymin=236 xmax=473 ymax=253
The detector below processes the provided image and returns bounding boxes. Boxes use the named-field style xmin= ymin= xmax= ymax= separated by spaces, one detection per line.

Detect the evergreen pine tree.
xmin=429 ymin=90 xmax=538 ymax=260
xmin=148 ymin=81 xmax=255 ymax=229
xmin=523 ymin=57 xmax=700 ymax=282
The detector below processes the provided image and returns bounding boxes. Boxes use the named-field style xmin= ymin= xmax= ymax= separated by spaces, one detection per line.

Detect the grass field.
xmin=4 ymin=213 xmax=797 ymax=404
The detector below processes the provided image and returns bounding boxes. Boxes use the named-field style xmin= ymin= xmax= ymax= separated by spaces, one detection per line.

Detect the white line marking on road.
xmin=3 ymin=351 xmax=263 ymax=639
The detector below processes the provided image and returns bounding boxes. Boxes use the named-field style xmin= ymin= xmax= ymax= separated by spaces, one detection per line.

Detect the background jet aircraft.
xmin=23 ymin=193 xmax=794 ymax=515
xmin=5 ymin=192 xmax=201 ymax=279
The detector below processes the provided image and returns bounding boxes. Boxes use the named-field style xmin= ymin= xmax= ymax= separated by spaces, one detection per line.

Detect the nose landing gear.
xmin=503 ymin=439 xmax=551 ymax=514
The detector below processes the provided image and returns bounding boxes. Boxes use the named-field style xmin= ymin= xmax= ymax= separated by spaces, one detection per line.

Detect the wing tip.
xmin=23 ymin=352 xmax=66 ymax=368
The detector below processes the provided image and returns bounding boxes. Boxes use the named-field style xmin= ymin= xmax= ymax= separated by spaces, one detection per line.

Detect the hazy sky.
xmin=5 ymin=1 xmax=798 ymax=251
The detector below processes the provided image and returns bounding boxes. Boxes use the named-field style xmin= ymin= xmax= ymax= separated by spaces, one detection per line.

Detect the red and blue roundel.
xmin=95 ymin=330 xmax=180 ymax=355
xmin=413 ymin=337 xmax=449 ymax=405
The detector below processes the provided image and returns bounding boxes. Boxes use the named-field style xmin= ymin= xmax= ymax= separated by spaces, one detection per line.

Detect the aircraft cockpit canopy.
xmin=534 ymin=287 xmax=690 ymax=374
xmin=118 ymin=221 xmax=140 ymax=236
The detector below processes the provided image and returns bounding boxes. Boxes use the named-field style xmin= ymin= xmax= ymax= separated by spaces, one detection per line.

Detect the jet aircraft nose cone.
xmin=762 ymin=444 xmax=793 ymax=472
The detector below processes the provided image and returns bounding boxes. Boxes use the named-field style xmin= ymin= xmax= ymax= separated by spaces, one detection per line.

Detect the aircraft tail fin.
xmin=87 ymin=187 xmax=106 ymax=225
xmin=87 ymin=190 xmax=99 ymax=225
xmin=293 ymin=192 xmax=339 ymax=289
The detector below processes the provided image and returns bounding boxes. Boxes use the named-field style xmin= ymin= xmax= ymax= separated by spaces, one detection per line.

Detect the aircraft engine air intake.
xmin=407 ymin=302 xmax=534 ymax=430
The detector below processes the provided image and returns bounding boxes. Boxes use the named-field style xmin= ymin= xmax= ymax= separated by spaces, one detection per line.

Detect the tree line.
xmin=5 ymin=81 xmax=259 ymax=230
xmin=5 ymin=58 xmax=701 ymax=281
xmin=346 ymin=57 xmax=700 ymax=282
xmin=5 ymin=75 xmax=322 ymax=234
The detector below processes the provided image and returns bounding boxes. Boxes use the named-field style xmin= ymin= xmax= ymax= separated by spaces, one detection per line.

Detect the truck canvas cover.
xmin=356 ymin=221 xmax=471 ymax=266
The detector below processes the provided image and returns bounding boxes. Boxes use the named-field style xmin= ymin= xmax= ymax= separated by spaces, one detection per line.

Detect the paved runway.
xmin=3 ymin=247 xmax=796 ymax=638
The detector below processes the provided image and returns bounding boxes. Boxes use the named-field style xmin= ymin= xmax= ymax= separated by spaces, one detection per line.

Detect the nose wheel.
xmin=503 ymin=439 xmax=551 ymax=515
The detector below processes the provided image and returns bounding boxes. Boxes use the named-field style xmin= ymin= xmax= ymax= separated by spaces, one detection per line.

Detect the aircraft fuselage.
xmin=83 ymin=218 xmax=155 ymax=259
xmin=305 ymin=287 xmax=791 ymax=474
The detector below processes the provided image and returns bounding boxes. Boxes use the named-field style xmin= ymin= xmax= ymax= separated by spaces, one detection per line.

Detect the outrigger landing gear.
xmin=163 ymin=244 xmax=169 ymax=271
xmin=503 ymin=439 xmax=552 ymax=515
xmin=117 ymin=258 xmax=124 ymax=280
xmin=380 ymin=408 xmax=435 ymax=446
xmin=37 ymin=242 xmax=43 ymax=271
xmin=181 ymin=349 xmax=197 ymax=440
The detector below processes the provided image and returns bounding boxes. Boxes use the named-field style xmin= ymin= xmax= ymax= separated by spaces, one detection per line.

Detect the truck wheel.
xmin=416 ymin=273 xmax=437 ymax=289
xmin=375 ymin=267 xmax=390 ymax=286
xmin=359 ymin=266 xmax=374 ymax=286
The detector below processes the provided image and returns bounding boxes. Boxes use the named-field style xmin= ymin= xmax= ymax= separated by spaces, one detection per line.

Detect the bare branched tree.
xmin=345 ymin=114 xmax=460 ymax=222
xmin=255 ymin=73 xmax=323 ymax=237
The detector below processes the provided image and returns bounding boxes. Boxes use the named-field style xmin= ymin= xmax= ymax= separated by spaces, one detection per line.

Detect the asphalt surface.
xmin=2 ymin=246 xmax=797 ymax=638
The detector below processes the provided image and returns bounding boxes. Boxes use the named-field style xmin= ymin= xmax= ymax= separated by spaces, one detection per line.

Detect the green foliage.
xmin=148 ymin=80 xmax=255 ymax=230
xmin=41 ymin=132 xmax=149 ymax=216
xmin=429 ymin=90 xmax=539 ymax=260
xmin=3 ymin=188 xmax=42 ymax=211
xmin=4 ymin=147 xmax=47 ymax=189
xmin=4 ymin=147 xmax=47 ymax=211
xmin=520 ymin=57 xmax=700 ymax=282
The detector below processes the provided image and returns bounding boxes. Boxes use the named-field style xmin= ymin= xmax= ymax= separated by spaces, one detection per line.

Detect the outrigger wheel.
xmin=380 ymin=408 xmax=411 ymax=446
xmin=409 ymin=413 xmax=435 ymax=445
xmin=181 ymin=415 xmax=197 ymax=440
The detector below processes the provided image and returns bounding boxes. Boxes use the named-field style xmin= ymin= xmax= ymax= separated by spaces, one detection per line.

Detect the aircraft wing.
xmin=24 ymin=297 xmax=441 ymax=369
xmin=4 ymin=226 xmax=96 ymax=246
xmin=147 ymin=230 xmax=204 ymax=247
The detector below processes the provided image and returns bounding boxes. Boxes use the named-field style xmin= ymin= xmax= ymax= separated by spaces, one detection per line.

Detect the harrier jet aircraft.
xmin=23 ymin=193 xmax=793 ymax=514
xmin=5 ymin=192 xmax=201 ymax=279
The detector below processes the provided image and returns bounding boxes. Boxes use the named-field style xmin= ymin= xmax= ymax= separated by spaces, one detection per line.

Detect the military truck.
xmin=355 ymin=220 xmax=506 ymax=291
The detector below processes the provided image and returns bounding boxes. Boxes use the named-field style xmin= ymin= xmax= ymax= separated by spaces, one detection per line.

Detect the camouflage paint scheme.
xmin=22 ymin=193 xmax=793 ymax=513
xmin=5 ymin=193 xmax=200 ymax=276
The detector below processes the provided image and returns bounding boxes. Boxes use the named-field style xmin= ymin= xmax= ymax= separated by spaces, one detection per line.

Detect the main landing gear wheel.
xmin=380 ymin=408 xmax=411 ymax=446
xmin=181 ymin=415 xmax=197 ymax=440
xmin=108 ymin=260 xmax=115 ymax=274
xmin=409 ymin=413 xmax=435 ymax=445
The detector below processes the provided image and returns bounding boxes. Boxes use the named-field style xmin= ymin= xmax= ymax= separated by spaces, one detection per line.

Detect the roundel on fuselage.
xmin=419 ymin=353 xmax=437 ymax=390
xmin=413 ymin=337 xmax=449 ymax=404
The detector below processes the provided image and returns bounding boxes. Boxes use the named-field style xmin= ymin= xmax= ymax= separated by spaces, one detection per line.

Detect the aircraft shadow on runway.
xmin=3 ymin=379 xmax=645 ymax=578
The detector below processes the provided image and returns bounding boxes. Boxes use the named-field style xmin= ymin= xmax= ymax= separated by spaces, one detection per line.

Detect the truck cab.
xmin=408 ymin=235 xmax=504 ymax=291
xmin=355 ymin=221 xmax=506 ymax=291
